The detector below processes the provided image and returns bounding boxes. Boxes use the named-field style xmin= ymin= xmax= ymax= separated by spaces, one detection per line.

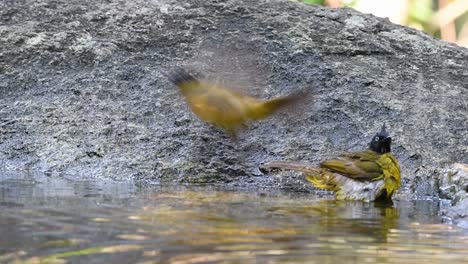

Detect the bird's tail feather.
xmin=262 ymin=161 xmax=320 ymax=174
xmin=250 ymin=89 xmax=309 ymax=120
xmin=262 ymin=161 xmax=338 ymax=191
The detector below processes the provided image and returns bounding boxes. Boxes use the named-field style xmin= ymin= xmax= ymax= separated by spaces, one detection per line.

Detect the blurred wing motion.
xmin=166 ymin=68 xmax=304 ymax=136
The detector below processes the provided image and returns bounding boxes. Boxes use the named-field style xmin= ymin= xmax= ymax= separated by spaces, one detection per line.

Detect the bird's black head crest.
xmin=369 ymin=123 xmax=392 ymax=154
xmin=166 ymin=67 xmax=198 ymax=87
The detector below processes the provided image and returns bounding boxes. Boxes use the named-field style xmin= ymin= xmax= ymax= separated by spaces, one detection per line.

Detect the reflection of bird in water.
xmin=164 ymin=68 xmax=305 ymax=137
xmin=266 ymin=200 xmax=400 ymax=243
xmin=318 ymin=201 xmax=400 ymax=243
xmin=262 ymin=124 xmax=401 ymax=201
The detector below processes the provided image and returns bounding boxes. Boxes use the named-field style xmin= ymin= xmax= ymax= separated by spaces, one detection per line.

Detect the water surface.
xmin=1 ymin=171 xmax=467 ymax=263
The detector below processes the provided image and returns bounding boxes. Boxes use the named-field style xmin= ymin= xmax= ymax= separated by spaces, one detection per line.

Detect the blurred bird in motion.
xmin=262 ymin=124 xmax=401 ymax=201
xmin=163 ymin=68 xmax=305 ymax=137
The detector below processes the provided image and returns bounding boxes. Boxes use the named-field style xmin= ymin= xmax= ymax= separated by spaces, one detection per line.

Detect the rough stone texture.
xmin=0 ymin=0 xmax=467 ymax=216
xmin=439 ymin=163 xmax=468 ymax=228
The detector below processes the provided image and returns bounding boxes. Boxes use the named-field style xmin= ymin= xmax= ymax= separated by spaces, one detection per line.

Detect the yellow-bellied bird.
xmin=262 ymin=124 xmax=401 ymax=201
xmin=165 ymin=68 xmax=303 ymax=136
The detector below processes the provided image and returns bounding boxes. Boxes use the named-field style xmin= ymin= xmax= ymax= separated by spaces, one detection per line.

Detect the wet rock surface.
xmin=0 ymin=1 xmax=467 ymax=223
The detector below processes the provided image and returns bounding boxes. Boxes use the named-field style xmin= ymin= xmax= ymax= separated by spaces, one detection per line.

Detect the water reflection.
xmin=0 ymin=171 xmax=467 ymax=263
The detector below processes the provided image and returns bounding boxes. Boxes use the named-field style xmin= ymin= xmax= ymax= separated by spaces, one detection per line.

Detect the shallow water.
xmin=0 ymin=171 xmax=467 ymax=264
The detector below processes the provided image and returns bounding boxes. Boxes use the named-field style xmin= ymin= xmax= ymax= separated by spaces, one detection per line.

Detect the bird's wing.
xmin=320 ymin=150 xmax=383 ymax=181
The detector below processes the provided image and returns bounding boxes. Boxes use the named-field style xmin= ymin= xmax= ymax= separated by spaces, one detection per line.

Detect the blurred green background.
xmin=296 ymin=0 xmax=468 ymax=48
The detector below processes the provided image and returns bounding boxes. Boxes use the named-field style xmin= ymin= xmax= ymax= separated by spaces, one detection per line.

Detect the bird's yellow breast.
xmin=376 ymin=153 xmax=401 ymax=197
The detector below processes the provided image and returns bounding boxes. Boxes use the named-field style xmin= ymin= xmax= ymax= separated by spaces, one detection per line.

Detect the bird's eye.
xmin=374 ymin=136 xmax=379 ymax=141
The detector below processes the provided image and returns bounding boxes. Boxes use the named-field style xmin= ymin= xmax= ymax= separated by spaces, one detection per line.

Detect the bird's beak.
xmin=384 ymin=136 xmax=392 ymax=144
xmin=382 ymin=136 xmax=392 ymax=153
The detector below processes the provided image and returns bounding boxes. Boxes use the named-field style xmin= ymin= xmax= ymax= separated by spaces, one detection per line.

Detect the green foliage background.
xmin=299 ymin=0 xmax=468 ymax=47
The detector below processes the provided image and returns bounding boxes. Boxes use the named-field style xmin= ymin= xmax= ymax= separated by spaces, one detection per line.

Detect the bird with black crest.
xmin=262 ymin=124 xmax=401 ymax=201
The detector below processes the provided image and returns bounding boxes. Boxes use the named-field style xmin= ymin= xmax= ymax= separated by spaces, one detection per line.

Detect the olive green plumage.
xmin=263 ymin=125 xmax=401 ymax=201
xmin=165 ymin=68 xmax=302 ymax=136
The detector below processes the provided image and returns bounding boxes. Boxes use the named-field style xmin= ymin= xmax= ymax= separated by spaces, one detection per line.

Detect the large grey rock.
xmin=439 ymin=163 xmax=468 ymax=227
xmin=0 ymin=0 xmax=467 ymax=203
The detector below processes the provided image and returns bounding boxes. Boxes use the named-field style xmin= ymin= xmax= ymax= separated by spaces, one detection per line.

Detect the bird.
xmin=163 ymin=67 xmax=304 ymax=137
xmin=262 ymin=124 xmax=401 ymax=201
